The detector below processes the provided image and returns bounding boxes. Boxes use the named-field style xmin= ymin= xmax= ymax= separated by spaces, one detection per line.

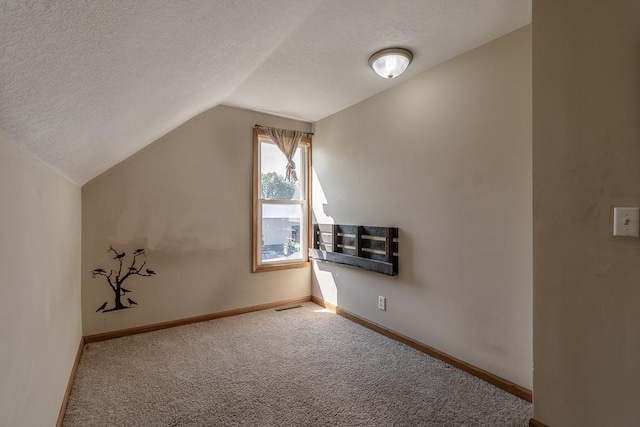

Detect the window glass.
xmin=261 ymin=204 xmax=303 ymax=263
xmin=260 ymin=142 xmax=302 ymax=200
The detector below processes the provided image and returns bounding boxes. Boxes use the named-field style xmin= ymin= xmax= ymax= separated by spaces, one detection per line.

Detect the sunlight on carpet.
xmin=64 ymin=302 xmax=532 ymax=426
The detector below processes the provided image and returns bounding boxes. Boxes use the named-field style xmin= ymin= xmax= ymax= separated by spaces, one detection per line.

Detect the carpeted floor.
xmin=64 ymin=302 xmax=532 ymax=426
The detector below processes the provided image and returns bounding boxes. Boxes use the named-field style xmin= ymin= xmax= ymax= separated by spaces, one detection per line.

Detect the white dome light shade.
xmin=368 ymin=48 xmax=413 ymax=79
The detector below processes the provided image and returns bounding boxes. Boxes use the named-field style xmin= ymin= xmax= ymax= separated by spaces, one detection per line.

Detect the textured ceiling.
xmin=0 ymin=1 xmax=531 ymax=185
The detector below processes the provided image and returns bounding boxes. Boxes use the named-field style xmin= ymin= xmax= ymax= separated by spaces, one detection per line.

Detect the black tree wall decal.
xmin=92 ymin=246 xmax=156 ymax=312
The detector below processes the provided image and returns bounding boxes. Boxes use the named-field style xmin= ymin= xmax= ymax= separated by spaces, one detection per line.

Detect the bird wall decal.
xmin=91 ymin=246 xmax=156 ymax=313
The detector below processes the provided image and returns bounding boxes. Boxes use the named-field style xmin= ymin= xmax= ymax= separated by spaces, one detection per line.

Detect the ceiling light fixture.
xmin=368 ymin=48 xmax=413 ymax=79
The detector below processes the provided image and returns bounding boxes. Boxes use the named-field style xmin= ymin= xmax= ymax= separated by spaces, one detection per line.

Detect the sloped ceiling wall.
xmin=0 ymin=1 xmax=530 ymax=184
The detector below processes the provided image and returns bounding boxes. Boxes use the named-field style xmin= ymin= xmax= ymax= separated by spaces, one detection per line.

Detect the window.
xmin=252 ymin=128 xmax=311 ymax=272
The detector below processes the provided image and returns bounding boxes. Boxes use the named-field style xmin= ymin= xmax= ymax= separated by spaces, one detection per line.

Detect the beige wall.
xmin=82 ymin=106 xmax=312 ymax=335
xmin=312 ymin=26 xmax=532 ymax=388
xmin=533 ymin=2 xmax=640 ymax=426
xmin=0 ymin=140 xmax=82 ymax=427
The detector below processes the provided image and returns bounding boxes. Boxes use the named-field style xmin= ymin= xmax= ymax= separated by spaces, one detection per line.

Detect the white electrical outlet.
xmin=378 ymin=296 xmax=386 ymax=311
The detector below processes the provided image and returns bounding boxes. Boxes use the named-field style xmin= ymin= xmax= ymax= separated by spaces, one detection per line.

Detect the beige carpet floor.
xmin=64 ymin=302 xmax=532 ymax=426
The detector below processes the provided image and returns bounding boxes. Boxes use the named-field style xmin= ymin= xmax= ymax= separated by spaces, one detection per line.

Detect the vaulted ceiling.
xmin=0 ymin=1 xmax=531 ymax=184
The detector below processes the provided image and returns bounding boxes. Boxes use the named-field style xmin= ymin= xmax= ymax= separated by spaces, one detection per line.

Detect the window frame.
xmin=252 ymin=128 xmax=312 ymax=273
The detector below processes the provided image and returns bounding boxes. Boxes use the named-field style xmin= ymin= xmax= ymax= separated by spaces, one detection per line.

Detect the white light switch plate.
xmin=613 ymin=207 xmax=640 ymax=237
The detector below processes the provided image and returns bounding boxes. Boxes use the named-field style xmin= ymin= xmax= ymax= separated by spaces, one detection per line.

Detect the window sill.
xmin=253 ymin=261 xmax=310 ymax=273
